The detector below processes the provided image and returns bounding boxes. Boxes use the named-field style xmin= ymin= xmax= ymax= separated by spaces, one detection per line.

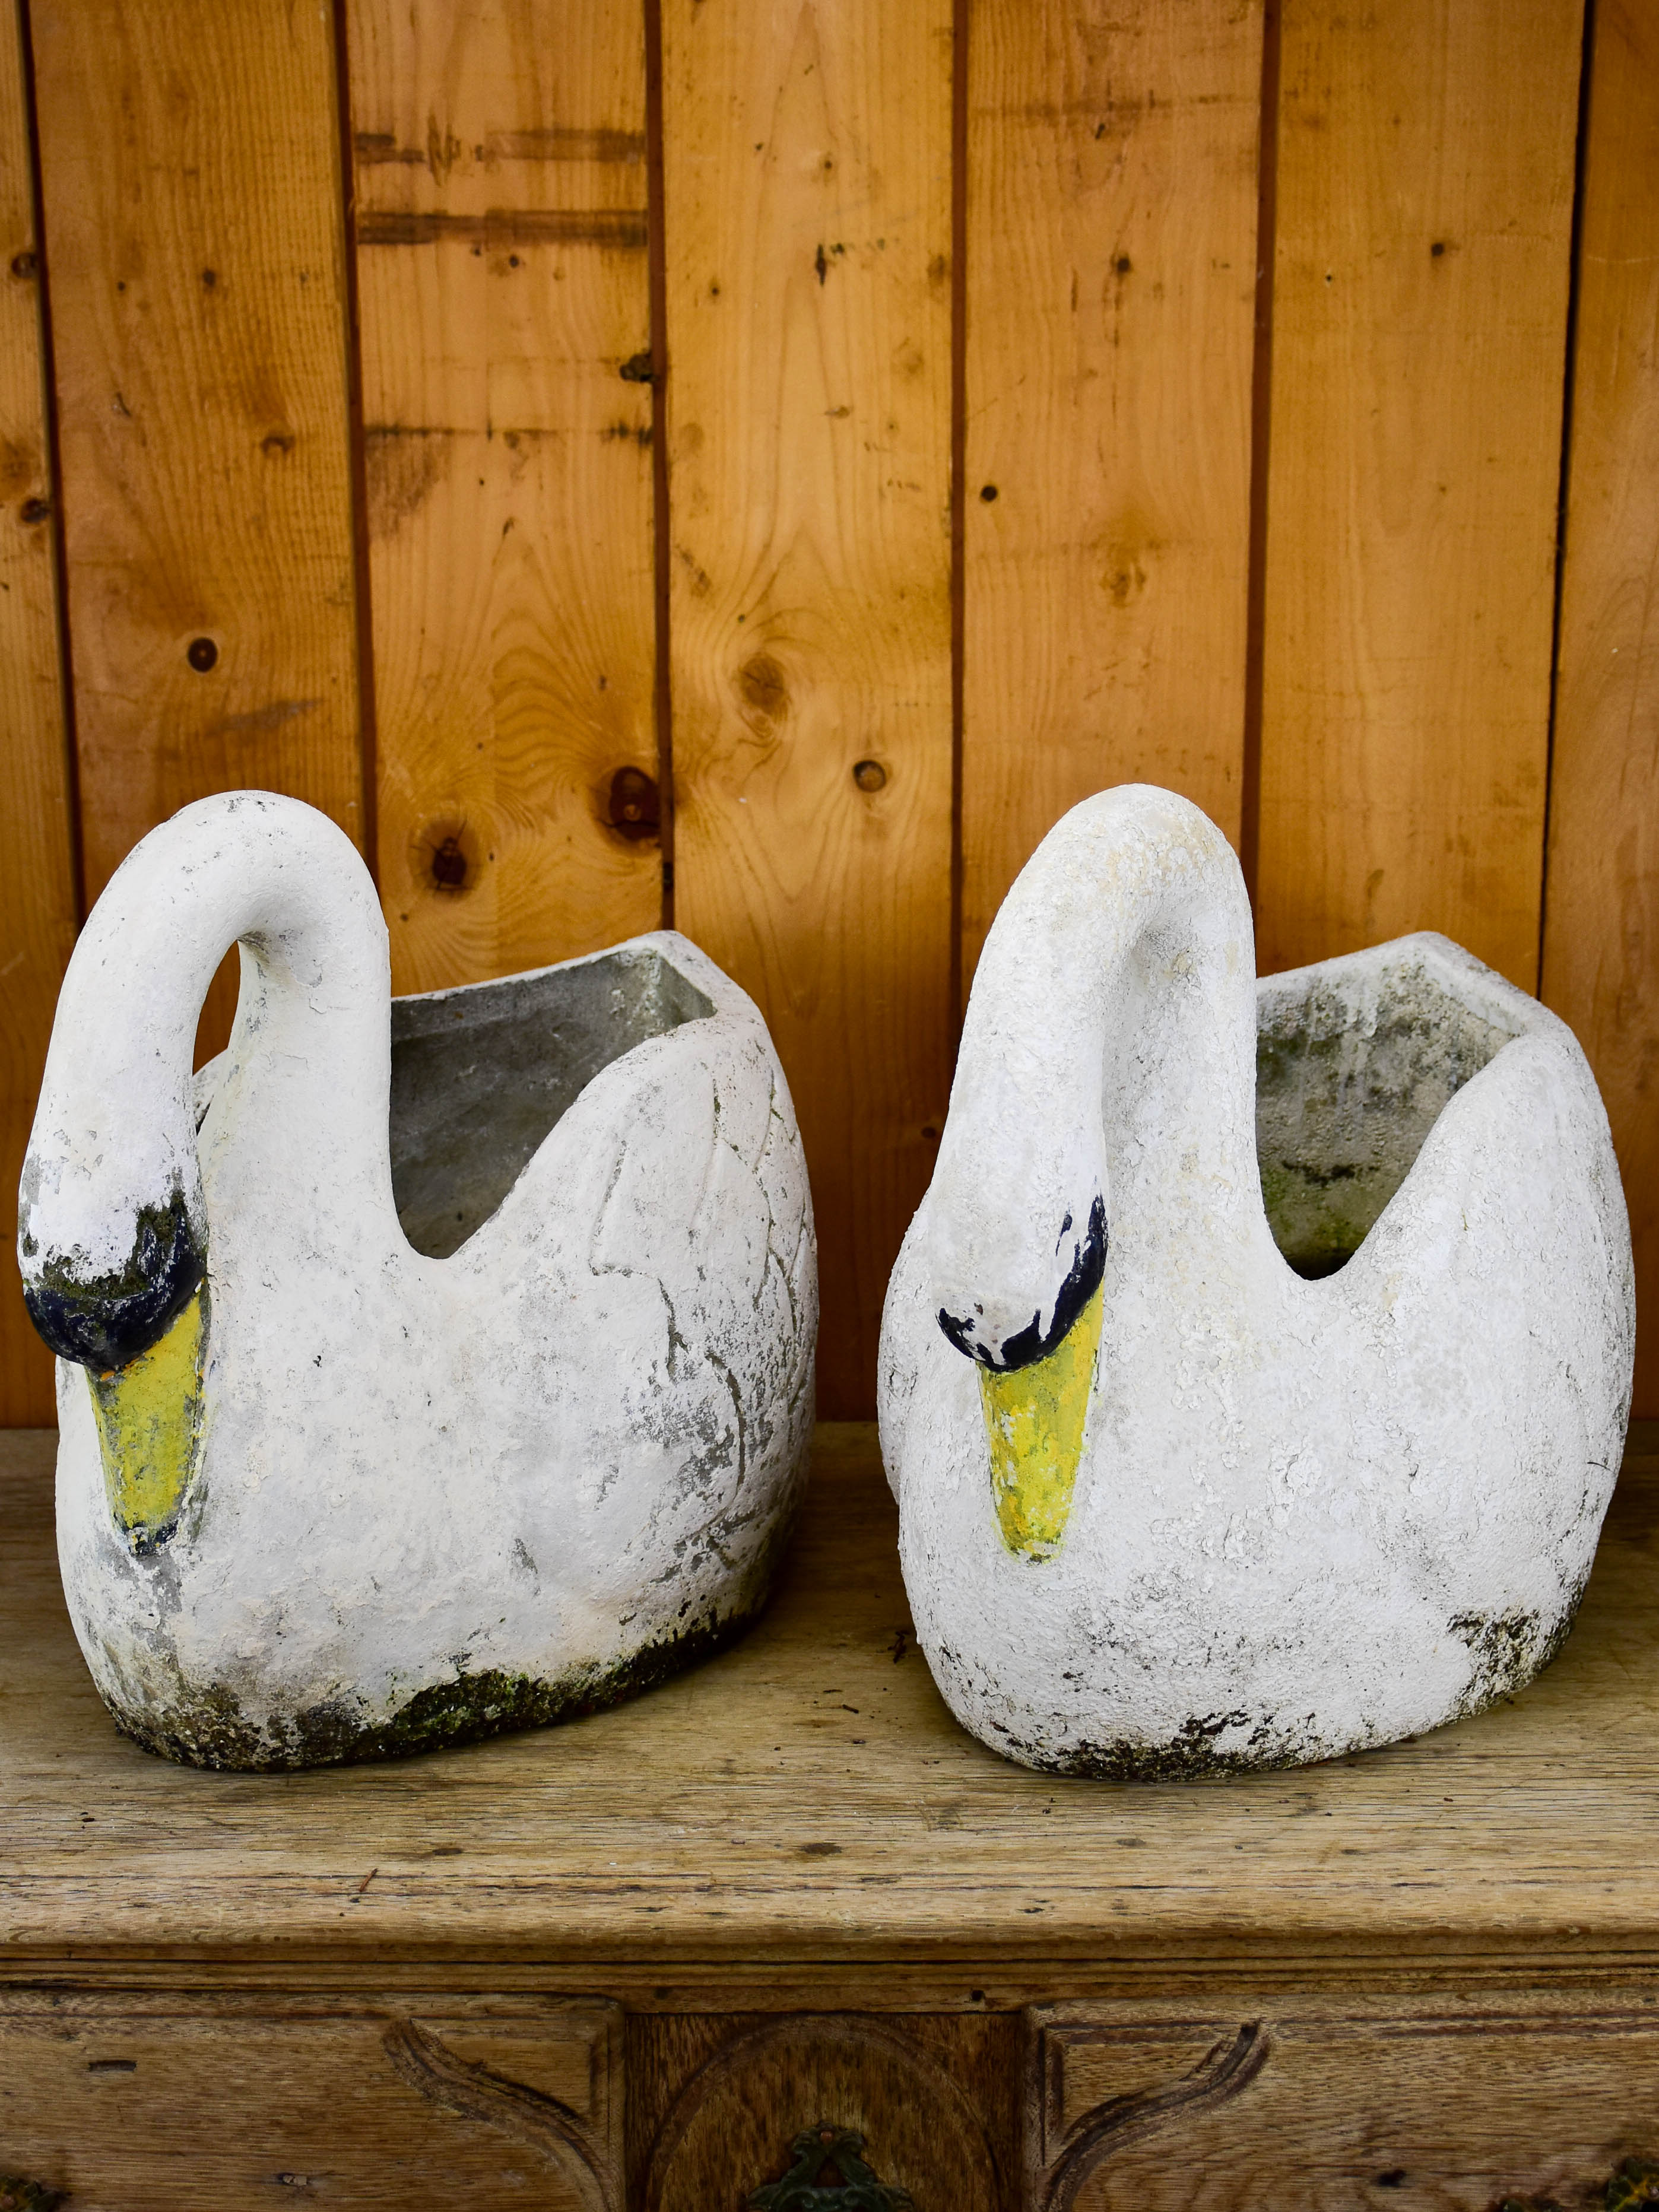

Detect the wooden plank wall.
xmin=345 ymin=0 xmax=661 ymax=994
xmin=0 ymin=0 xmax=75 ymax=1428
xmin=961 ymin=0 xmax=1261 ymax=973
xmin=1255 ymin=0 xmax=1582 ymax=988
xmin=1543 ymin=0 xmax=1659 ymax=1428
xmin=661 ymin=0 xmax=954 ymax=1418
xmin=1 ymin=0 xmax=1655 ymax=1425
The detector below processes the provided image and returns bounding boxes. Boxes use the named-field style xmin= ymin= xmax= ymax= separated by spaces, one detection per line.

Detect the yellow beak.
xmin=978 ymin=1277 xmax=1103 ymax=1560
xmin=88 ymin=1281 xmax=208 ymax=1553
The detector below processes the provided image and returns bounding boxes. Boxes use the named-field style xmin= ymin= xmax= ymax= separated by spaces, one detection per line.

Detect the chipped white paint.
xmin=20 ymin=792 xmax=816 ymax=1768
xmin=879 ymin=786 xmax=1634 ymax=1777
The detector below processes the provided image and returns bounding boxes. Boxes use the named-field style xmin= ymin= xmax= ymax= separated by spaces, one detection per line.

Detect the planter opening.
xmin=1255 ymin=947 xmax=1521 ymax=1280
xmin=388 ymin=947 xmax=714 ymax=1258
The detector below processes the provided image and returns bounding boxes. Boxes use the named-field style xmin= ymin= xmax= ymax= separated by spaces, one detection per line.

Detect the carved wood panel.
xmin=1025 ymin=2000 xmax=1659 ymax=2211
xmin=629 ymin=2010 xmax=1020 ymax=2211
xmin=0 ymin=1992 xmax=621 ymax=2210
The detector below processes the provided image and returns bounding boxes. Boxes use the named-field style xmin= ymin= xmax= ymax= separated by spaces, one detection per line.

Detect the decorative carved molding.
xmin=383 ymin=2015 xmax=618 ymax=2212
xmin=1028 ymin=2016 xmax=1272 ymax=2211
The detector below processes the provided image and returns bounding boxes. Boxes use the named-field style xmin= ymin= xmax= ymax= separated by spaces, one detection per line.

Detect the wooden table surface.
xmin=3 ymin=1422 xmax=1658 ymax=1976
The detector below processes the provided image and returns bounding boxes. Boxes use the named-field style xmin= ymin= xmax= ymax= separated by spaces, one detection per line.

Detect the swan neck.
xmin=20 ymin=794 xmax=393 ymax=1350
xmin=930 ymin=789 xmax=1261 ymax=1359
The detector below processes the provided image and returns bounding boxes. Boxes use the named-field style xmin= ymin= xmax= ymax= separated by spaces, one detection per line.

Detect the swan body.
xmin=20 ymin=792 xmax=816 ymax=1769
xmin=879 ymin=786 xmax=1633 ymax=1777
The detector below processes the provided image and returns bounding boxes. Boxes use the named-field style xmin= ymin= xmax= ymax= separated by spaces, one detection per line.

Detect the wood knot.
xmin=186 ymin=635 xmax=218 ymax=671
xmin=737 ymin=653 xmax=789 ymax=728
xmin=417 ymin=817 xmax=483 ymax=895
xmin=607 ymin=765 xmax=661 ymax=841
xmin=430 ymin=835 xmax=467 ymax=889
xmin=852 ymin=759 xmax=887 ymax=792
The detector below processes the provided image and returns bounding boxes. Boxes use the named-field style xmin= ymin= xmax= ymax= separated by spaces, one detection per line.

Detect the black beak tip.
xmin=934 ymin=1194 xmax=1108 ymax=1373
xmin=21 ymin=1194 xmax=205 ymax=1373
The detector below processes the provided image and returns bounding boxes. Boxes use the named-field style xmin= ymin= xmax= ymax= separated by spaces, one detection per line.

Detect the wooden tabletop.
xmin=4 ymin=1421 xmax=1658 ymax=1973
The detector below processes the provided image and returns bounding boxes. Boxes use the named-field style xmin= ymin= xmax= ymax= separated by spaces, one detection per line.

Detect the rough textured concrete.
xmin=879 ymin=785 xmax=1635 ymax=1778
xmin=20 ymin=792 xmax=816 ymax=1768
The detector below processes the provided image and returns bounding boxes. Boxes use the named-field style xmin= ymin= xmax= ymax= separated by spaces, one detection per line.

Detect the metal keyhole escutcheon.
xmin=747 ymin=2124 xmax=913 ymax=2211
xmin=0 ymin=2178 xmax=65 ymax=2211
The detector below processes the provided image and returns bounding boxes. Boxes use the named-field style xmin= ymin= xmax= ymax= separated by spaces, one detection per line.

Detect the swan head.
xmin=929 ymin=1172 xmax=1108 ymax=1564
xmin=934 ymin=1191 xmax=1108 ymax=1372
xmin=20 ymin=1123 xmax=208 ymax=1557
xmin=19 ymin=1169 xmax=204 ymax=1373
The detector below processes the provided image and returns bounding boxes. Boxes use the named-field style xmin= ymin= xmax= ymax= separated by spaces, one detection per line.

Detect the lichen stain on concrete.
xmin=1449 ymin=1599 xmax=1579 ymax=1715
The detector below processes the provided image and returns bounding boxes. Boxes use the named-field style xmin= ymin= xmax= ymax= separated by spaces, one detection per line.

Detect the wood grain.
xmin=1254 ymin=0 xmax=1582 ymax=987
xmin=960 ymin=0 xmax=1263 ymax=986
xmin=660 ymin=0 xmax=955 ymax=1418
xmin=5 ymin=1422 xmax=1659 ymax=1969
xmin=1541 ymin=0 xmax=1659 ymax=1421
xmin=347 ymin=0 xmax=661 ymax=997
xmin=0 ymin=0 xmax=74 ymax=1427
xmin=0 ymin=1991 xmax=618 ymax=2210
xmin=1028 ymin=1998 xmax=1659 ymax=2211
xmin=27 ymin=0 xmax=363 ymax=1041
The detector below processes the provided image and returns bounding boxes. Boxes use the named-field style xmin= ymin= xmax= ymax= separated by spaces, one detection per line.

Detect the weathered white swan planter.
xmin=880 ymin=785 xmax=1633 ymax=1778
xmin=20 ymin=792 xmax=816 ymax=1770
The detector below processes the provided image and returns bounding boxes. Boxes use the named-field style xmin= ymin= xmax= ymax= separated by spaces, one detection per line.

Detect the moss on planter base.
xmin=958 ymin=1587 xmax=1588 ymax=1782
xmin=106 ymin=1600 xmax=766 ymax=1772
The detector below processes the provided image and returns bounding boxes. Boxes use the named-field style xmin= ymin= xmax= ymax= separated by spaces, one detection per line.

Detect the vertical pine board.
xmin=29 ymin=0 xmax=363 ymax=912
xmin=348 ymin=0 xmax=660 ymax=995
xmin=1254 ymin=0 xmax=1582 ymax=987
xmin=960 ymin=0 xmax=1264 ymax=984
xmin=0 ymin=0 xmax=75 ymax=1424
xmin=662 ymin=0 xmax=954 ymax=1418
xmin=1542 ymin=0 xmax=1659 ymax=1416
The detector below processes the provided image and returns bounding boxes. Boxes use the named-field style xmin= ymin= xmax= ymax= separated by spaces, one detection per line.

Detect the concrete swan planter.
xmin=20 ymin=791 xmax=816 ymax=1769
xmin=879 ymin=785 xmax=1633 ymax=1778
